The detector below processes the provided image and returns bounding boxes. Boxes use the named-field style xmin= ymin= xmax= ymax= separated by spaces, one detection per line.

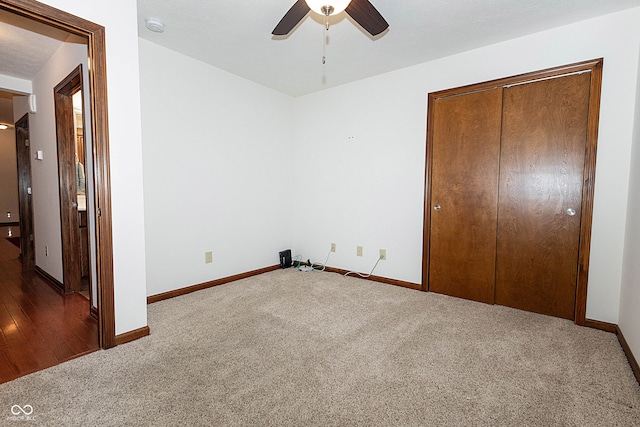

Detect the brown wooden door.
xmin=494 ymin=72 xmax=591 ymax=319
xmin=54 ymin=66 xmax=83 ymax=294
xmin=428 ymin=88 xmax=503 ymax=304
xmin=15 ymin=114 xmax=34 ymax=262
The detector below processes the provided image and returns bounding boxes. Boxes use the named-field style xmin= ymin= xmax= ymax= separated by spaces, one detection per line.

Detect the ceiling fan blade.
xmin=272 ymin=0 xmax=310 ymax=35
xmin=345 ymin=0 xmax=389 ymax=36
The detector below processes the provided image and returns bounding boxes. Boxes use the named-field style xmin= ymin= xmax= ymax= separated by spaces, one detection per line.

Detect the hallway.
xmin=0 ymin=225 xmax=99 ymax=383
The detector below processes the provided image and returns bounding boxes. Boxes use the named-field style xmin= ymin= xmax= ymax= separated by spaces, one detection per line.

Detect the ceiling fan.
xmin=272 ymin=0 xmax=389 ymax=37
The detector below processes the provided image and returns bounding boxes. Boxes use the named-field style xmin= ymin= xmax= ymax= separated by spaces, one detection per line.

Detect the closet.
xmin=423 ymin=59 xmax=603 ymax=322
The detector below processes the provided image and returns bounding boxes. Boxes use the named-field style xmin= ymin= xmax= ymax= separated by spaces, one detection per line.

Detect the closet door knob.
xmin=434 ymin=204 xmax=441 ymax=211
xmin=566 ymin=208 xmax=576 ymax=216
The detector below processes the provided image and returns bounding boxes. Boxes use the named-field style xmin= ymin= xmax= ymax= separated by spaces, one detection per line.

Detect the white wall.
xmin=0 ymin=74 xmax=31 ymax=95
xmin=12 ymin=95 xmax=29 ymax=120
xmin=35 ymin=0 xmax=147 ymax=335
xmin=26 ymin=1 xmax=634 ymax=345
xmin=138 ymin=39 xmax=294 ymax=296
xmin=619 ymin=44 xmax=640 ymax=366
xmin=0 ymin=127 xmax=18 ymax=224
xmin=292 ymin=8 xmax=640 ymax=325
xmin=0 ymin=98 xmax=19 ymax=223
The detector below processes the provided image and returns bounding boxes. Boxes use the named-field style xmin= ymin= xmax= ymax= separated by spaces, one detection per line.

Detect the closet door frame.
xmin=422 ymin=58 xmax=603 ymax=326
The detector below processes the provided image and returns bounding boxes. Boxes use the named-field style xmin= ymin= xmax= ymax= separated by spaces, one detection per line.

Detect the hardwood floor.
xmin=0 ymin=225 xmax=99 ymax=384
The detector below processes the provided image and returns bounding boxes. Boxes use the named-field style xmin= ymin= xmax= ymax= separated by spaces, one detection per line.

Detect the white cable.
xmin=313 ymin=248 xmax=332 ymax=272
xmin=344 ymin=256 xmax=383 ymax=278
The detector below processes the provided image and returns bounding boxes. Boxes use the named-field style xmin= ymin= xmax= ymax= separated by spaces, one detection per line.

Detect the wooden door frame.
xmin=54 ymin=65 xmax=83 ymax=294
xmin=14 ymin=114 xmax=34 ymax=263
xmin=1 ymin=0 xmax=116 ymax=348
xmin=422 ymin=58 xmax=603 ymax=326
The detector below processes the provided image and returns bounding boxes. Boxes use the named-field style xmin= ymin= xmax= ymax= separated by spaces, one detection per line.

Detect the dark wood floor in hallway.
xmin=0 ymin=225 xmax=99 ymax=384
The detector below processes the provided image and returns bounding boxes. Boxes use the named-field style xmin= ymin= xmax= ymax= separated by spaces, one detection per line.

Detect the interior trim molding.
xmin=322 ymin=266 xmax=421 ymax=291
xmin=34 ymin=265 xmax=64 ymax=293
xmin=585 ymin=318 xmax=639 ymax=386
xmin=147 ymin=265 xmax=281 ymax=304
xmin=60 ymin=348 xmax=100 ymax=364
xmin=615 ymin=325 xmax=640 ymax=386
xmin=147 ymin=264 xmax=420 ymax=304
xmin=115 ymin=326 xmax=150 ymax=346
xmin=584 ymin=318 xmax=617 ymax=333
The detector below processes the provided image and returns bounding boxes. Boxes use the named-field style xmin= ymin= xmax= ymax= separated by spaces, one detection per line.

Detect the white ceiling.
xmin=136 ymin=0 xmax=640 ymax=97
xmin=2 ymin=1 xmax=640 ymax=99
xmin=0 ymin=8 xmax=75 ymax=82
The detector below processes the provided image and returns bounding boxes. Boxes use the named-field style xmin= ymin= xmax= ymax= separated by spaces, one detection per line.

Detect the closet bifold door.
xmin=494 ymin=72 xmax=591 ymax=320
xmin=428 ymin=88 xmax=503 ymax=304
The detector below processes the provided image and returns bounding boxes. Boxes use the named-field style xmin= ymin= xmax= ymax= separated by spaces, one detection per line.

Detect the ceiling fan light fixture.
xmin=305 ymin=0 xmax=351 ymax=16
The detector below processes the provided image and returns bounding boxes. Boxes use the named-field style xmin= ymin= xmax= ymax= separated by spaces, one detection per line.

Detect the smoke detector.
xmin=145 ymin=17 xmax=165 ymax=33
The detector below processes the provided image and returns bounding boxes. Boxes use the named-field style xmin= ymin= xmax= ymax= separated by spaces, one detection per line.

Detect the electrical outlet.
xmin=6 ymin=212 xmax=10 ymax=218
xmin=379 ymin=249 xmax=386 ymax=260
xmin=45 ymin=245 xmax=48 ymax=256
xmin=205 ymin=251 xmax=213 ymax=264
xmin=357 ymin=246 xmax=363 ymax=257
xmin=331 ymin=243 xmax=336 ymax=252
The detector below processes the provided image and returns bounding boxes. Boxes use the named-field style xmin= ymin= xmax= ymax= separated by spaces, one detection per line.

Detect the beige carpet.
xmin=1 ymin=269 xmax=639 ymax=426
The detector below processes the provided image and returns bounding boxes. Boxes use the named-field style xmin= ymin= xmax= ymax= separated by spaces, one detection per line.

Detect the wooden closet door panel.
xmin=495 ymin=72 xmax=591 ymax=319
xmin=429 ymin=88 xmax=503 ymax=304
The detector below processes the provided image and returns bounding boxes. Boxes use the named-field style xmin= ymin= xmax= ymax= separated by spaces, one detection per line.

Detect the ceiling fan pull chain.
xmin=322 ymin=17 xmax=328 ymax=64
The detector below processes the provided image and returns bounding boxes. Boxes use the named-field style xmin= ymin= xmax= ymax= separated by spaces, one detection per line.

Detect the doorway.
xmin=54 ymin=65 xmax=94 ymax=308
xmin=1 ymin=0 xmax=115 ymax=348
